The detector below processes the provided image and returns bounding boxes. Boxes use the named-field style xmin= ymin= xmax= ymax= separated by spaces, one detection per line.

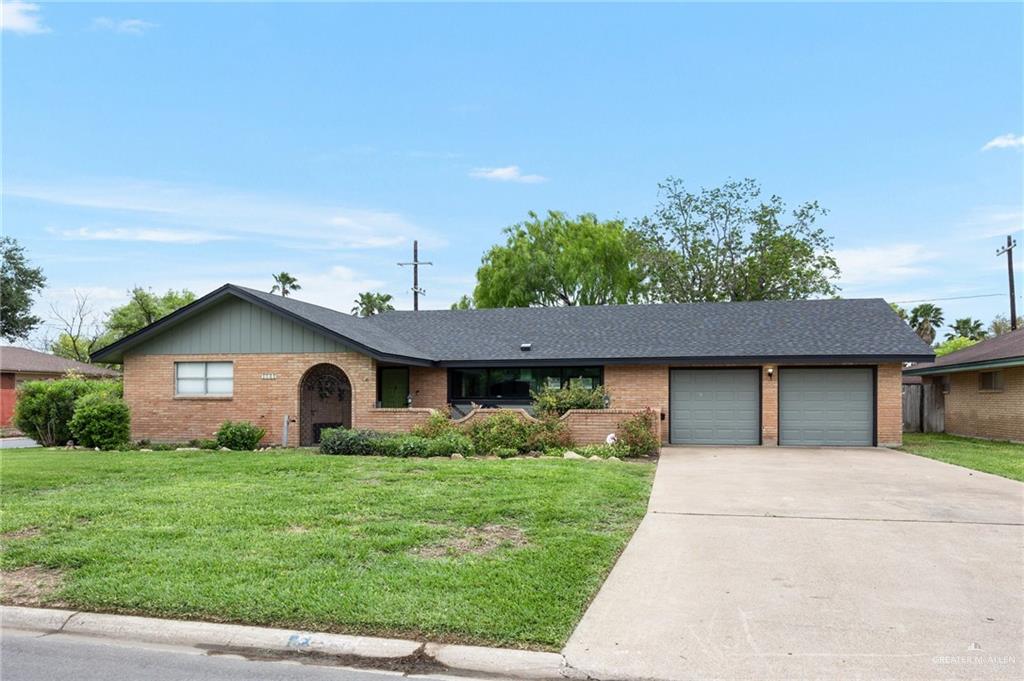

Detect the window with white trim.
xmin=175 ymin=362 xmax=233 ymax=396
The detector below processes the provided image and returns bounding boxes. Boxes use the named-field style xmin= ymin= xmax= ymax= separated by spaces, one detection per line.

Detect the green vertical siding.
xmin=133 ymin=298 xmax=351 ymax=355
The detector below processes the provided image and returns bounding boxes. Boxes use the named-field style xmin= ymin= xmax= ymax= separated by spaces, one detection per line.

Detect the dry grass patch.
xmin=413 ymin=525 xmax=528 ymax=558
xmin=1 ymin=526 xmax=42 ymax=540
xmin=1 ymin=566 xmax=65 ymax=606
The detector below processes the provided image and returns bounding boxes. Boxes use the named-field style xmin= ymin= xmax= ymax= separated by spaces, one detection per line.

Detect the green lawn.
xmin=0 ymin=449 xmax=654 ymax=649
xmin=899 ymin=433 xmax=1024 ymax=482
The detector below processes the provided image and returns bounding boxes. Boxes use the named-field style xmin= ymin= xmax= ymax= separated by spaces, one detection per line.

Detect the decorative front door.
xmin=299 ymin=364 xmax=352 ymax=446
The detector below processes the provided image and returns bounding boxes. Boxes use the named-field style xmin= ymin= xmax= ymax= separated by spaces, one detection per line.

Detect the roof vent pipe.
xmin=520 ymin=343 xmax=532 ymax=352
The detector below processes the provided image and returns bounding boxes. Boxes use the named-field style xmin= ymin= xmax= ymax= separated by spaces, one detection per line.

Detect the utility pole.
xmin=996 ymin=235 xmax=1018 ymax=331
xmin=398 ymin=240 xmax=432 ymax=311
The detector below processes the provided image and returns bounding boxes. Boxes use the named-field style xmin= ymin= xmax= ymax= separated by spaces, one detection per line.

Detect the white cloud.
xmin=5 ymin=177 xmax=442 ymax=251
xmin=469 ymin=165 xmax=547 ymax=184
xmin=981 ymin=133 xmax=1024 ymax=151
xmin=957 ymin=207 xmax=1023 ymax=240
xmin=1 ymin=1 xmax=49 ymax=34
xmin=56 ymin=227 xmax=231 ymax=244
xmin=835 ymin=244 xmax=942 ymax=287
xmin=91 ymin=17 xmax=156 ymax=35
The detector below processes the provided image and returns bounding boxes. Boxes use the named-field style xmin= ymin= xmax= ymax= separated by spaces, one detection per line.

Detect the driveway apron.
xmin=563 ymin=447 xmax=1024 ymax=681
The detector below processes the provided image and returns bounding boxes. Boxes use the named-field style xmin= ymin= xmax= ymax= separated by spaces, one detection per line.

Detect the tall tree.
xmin=636 ymin=178 xmax=839 ymax=302
xmin=934 ymin=336 xmax=979 ymax=357
xmin=909 ymin=304 xmax=944 ymax=345
xmin=944 ymin=317 xmax=986 ymax=341
xmin=450 ymin=294 xmax=475 ymax=310
xmin=105 ymin=287 xmax=195 ymax=340
xmin=351 ymin=292 xmax=395 ymax=317
xmin=988 ymin=314 xmax=1024 ymax=336
xmin=49 ymin=291 xmax=107 ymax=362
xmin=0 ymin=237 xmax=47 ymax=342
xmin=889 ymin=303 xmax=908 ymax=322
xmin=473 ymin=211 xmax=649 ymax=308
xmin=270 ymin=272 xmax=301 ymax=297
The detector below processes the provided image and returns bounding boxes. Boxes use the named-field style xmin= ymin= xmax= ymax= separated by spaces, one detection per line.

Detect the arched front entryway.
xmin=299 ymin=363 xmax=352 ymax=446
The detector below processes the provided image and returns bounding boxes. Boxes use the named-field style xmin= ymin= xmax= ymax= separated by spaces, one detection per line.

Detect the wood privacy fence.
xmin=902 ymin=383 xmax=945 ymax=433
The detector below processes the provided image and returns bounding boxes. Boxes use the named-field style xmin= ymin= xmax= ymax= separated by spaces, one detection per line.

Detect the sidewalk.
xmin=1 ymin=606 xmax=582 ymax=680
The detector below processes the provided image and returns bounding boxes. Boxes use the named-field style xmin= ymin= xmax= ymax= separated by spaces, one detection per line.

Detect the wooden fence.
xmin=902 ymin=383 xmax=945 ymax=433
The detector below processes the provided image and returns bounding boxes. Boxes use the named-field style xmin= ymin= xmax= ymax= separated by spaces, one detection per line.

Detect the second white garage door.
xmin=779 ymin=368 xmax=874 ymax=446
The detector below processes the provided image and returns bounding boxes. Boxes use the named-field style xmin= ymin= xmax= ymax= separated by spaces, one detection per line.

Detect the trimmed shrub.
xmin=215 ymin=420 xmax=266 ymax=451
xmin=68 ymin=392 xmax=131 ymax=450
xmin=464 ymin=410 xmax=534 ymax=455
xmin=320 ymin=428 xmax=377 ymax=455
xmin=14 ymin=378 xmax=122 ymax=446
xmin=411 ymin=410 xmax=456 ymax=438
xmin=426 ymin=430 xmax=474 ymax=456
xmin=576 ymin=443 xmax=625 ymax=458
xmin=491 ymin=446 xmax=518 ymax=459
xmin=616 ymin=409 xmax=659 ymax=457
xmin=527 ymin=414 xmax=574 ymax=452
xmin=532 ymin=384 xmax=607 ymax=416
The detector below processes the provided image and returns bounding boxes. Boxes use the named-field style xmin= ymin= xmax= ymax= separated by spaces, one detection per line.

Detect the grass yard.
xmin=899 ymin=433 xmax=1024 ymax=482
xmin=0 ymin=449 xmax=653 ymax=649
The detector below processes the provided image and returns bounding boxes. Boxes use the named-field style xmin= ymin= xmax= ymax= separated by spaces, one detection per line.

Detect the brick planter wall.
xmin=451 ymin=406 xmax=658 ymax=446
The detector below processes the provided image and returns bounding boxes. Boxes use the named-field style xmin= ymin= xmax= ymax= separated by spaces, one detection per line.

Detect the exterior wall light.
xmin=766 ymin=367 xmax=774 ymax=380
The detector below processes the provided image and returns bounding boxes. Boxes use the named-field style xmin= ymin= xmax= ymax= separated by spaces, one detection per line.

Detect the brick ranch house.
xmin=904 ymin=328 xmax=1023 ymax=443
xmin=90 ymin=284 xmax=933 ymax=448
xmin=1 ymin=346 xmax=120 ymax=429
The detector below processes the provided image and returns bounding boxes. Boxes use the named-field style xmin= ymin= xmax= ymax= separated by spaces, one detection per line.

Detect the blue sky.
xmin=3 ymin=2 xmax=1022 ymax=343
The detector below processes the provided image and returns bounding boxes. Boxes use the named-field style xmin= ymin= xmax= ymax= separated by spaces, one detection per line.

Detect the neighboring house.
xmin=0 ymin=346 xmax=121 ymax=428
xmin=904 ymin=329 xmax=1024 ymax=443
xmin=90 ymin=284 xmax=933 ymax=448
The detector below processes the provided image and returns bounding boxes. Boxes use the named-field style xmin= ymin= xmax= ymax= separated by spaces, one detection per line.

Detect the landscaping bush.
xmin=411 ymin=410 xmax=456 ymax=438
xmin=215 ymin=420 xmax=266 ymax=451
xmin=464 ymin=410 xmax=535 ymax=455
xmin=13 ymin=378 xmax=122 ymax=446
xmin=426 ymin=430 xmax=474 ymax=457
xmin=320 ymin=428 xmax=378 ymax=455
xmin=616 ymin=409 xmax=659 ymax=457
xmin=491 ymin=446 xmax=518 ymax=459
xmin=68 ymin=392 xmax=131 ymax=450
xmin=527 ymin=414 xmax=574 ymax=452
xmin=532 ymin=384 xmax=607 ymax=416
xmin=576 ymin=443 xmax=625 ymax=458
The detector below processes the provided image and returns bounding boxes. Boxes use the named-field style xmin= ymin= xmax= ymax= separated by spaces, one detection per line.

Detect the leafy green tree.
xmin=351 ymin=292 xmax=395 ymax=317
xmin=105 ymin=287 xmax=195 ymax=339
xmin=0 ymin=237 xmax=47 ymax=341
xmin=270 ymin=272 xmax=301 ymax=297
xmin=473 ymin=211 xmax=649 ymax=308
xmin=945 ymin=317 xmax=986 ymax=341
xmin=909 ymin=304 xmax=944 ymax=345
xmin=635 ymin=178 xmax=839 ymax=302
xmin=934 ymin=336 xmax=979 ymax=356
xmin=450 ymin=294 xmax=475 ymax=310
xmin=889 ymin=303 xmax=908 ymax=322
xmin=988 ymin=314 xmax=1023 ymax=336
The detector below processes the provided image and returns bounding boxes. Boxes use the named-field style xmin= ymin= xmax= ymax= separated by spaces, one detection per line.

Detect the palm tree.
xmin=351 ymin=292 xmax=395 ymax=317
xmin=909 ymin=303 xmax=944 ymax=345
xmin=945 ymin=317 xmax=986 ymax=341
xmin=889 ymin=303 xmax=908 ymax=322
xmin=270 ymin=272 xmax=301 ymax=297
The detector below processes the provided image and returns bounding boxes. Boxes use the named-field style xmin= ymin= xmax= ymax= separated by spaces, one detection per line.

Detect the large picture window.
xmin=175 ymin=361 xmax=233 ymax=396
xmin=448 ymin=367 xmax=602 ymax=401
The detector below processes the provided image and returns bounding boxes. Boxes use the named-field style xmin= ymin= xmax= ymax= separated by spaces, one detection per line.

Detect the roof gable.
xmin=905 ymin=328 xmax=1024 ymax=375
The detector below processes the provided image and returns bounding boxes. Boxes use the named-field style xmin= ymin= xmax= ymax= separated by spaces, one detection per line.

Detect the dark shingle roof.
xmin=369 ymin=298 xmax=934 ymax=364
xmin=904 ymin=328 xmax=1024 ymax=375
xmin=92 ymin=284 xmax=934 ymax=364
xmin=1 ymin=346 xmax=120 ymax=376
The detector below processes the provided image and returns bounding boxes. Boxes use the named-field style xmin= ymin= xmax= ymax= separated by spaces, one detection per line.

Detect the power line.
xmin=889 ymin=293 xmax=1006 ymax=304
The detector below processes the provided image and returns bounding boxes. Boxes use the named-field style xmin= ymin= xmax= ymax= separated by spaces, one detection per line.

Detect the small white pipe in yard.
xmin=282 ymin=415 xmax=289 ymax=447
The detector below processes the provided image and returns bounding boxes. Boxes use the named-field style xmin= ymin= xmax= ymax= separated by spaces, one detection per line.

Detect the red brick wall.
xmin=410 ymin=367 xmax=447 ymax=408
xmin=876 ymin=363 xmax=903 ymax=447
xmin=761 ymin=364 xmax=779 ymax=445
xmin=124 ymin=352 xmax=381 ymax=446
xmin=942 ymin=366 xmax=1024 ymax=443
xmin=0 ymin=372 xmax=15 ymax=427
xmin=604 ymin=365 xmax=670 ymax=442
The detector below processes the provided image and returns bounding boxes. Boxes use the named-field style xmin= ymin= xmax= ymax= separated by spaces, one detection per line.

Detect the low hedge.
xmin=14 ymin=378 xmax=122 ymax=446
xmin=68 ymin=392 xmax=131 ymax=450
xmin=216 ymin=421 xmax=266 ymax=450
xmin=320 ymin=428 xmax=474 ymax=458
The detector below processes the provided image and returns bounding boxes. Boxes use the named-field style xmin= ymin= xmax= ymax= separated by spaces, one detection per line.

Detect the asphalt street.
xmin=1 ymin=629 xmax=465 ymax=681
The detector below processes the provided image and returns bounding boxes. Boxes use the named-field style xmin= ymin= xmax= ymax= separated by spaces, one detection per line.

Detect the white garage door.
xmin=779 ymin=368 xmax=874 ymax=446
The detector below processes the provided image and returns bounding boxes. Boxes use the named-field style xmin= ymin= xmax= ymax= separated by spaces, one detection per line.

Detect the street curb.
xmin=1 ymin=606 xmax=578 ymax=680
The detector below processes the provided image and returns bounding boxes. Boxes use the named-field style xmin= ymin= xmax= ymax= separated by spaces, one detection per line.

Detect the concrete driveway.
xmin=564 ymin=447 xmax=1023 ymax=681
